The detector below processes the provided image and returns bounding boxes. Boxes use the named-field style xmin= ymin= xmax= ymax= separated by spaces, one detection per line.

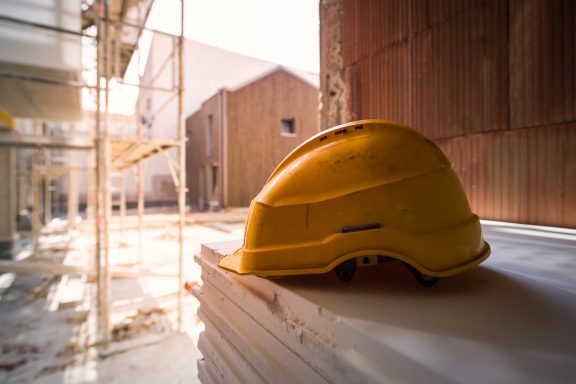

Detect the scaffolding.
xmin=0 ymin=0 xmax=187 ymax=345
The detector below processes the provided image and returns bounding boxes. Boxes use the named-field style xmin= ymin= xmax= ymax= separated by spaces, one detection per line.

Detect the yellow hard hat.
xmin=218 ymin=119 xmax=490 ymax=285
xmin=0 ymin=107 xmax=15 ymax=130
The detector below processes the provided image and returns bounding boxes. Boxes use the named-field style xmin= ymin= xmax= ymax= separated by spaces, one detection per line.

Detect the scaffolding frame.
xmin=0 ymin=0 xmax=187 ymax=345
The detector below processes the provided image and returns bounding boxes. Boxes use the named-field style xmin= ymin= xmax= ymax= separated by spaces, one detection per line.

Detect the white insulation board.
xmin=194 ymin=223 xmax=576 ymax=384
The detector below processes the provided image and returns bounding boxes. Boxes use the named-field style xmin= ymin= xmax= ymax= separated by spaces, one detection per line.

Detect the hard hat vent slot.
xmin=377 ymin=255 xmax=394 ymax=263
xmin=355 ymin=125 xmax=364 ymax=130
xmin=319 ymin=135 xmax=328 ymax=142
xmin=334 ymin=128 xmax=347 ymax=135
xmin=341 ymin=223 xmax=381 ymax=233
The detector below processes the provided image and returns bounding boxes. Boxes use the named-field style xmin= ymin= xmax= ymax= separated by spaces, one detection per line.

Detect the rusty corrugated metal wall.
xmin=320 ymin=0 xmax=576 ymax=228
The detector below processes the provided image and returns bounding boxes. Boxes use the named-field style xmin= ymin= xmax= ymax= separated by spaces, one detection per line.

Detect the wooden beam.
xmin=0 ymin=260 xmax=178 ymax=279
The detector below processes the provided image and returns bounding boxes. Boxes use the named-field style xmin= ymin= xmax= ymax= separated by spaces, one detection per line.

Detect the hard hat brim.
xmin=218 ymin=248 xmax=248 ymax=275
xmin=217 ymin=241 xmax=491 ymax=278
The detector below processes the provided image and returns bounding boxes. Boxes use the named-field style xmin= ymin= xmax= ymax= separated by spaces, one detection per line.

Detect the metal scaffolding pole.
xmin=94 ymin=0 xmax=112 ymax=347
xmin=177 ymin=0 xmax=186 ymax=333
xmin=137 ymin=163 xmax=144 ymax=264
xmin=44 ymin=172 xmax=51 ymax=225
xmin=94 ymin=0 xmax=104 ymax=345
xmin=31 ymin=149 xmax=41 ymax=251
xmin=0 ymin=0 xmax=188 ymax=347
xmin=119 ymin=172 xmax=126 ymax=247
xmin=135 ymin=78 xmax=144 ymax=266
xmin=93 ymin=0 xmax=185 ymax=345
xmin=67 ymin=151 xmax=77 ymax=230
xmin=102 ymin=0 xmax=112 ymax=348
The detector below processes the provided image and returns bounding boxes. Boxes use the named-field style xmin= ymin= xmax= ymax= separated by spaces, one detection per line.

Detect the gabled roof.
xmin=189 ymin=65 xmax=319 ymax=117
xmin=144 ymin=35 xmax=319 ymax=123
xmin=226 ymin=65 xmax=319 ymax=92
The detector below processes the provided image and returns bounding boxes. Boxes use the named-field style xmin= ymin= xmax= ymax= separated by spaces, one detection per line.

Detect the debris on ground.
xmin=0 ymin=343 xmax=39 ymax=371
xmin=0 ymin=210 xmax=247 ymax=383
xmin=111 ymin=307 xmax=173 ymax=342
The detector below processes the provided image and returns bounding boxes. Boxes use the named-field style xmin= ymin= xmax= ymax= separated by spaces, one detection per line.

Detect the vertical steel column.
xmin=177 ymin=0 xmax=186 ymax=333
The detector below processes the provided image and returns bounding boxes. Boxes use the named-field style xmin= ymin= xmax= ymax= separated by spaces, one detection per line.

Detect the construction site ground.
xmin=4 ymin=210 xmax=576 ymax=384
xmin=0 ymin=208 xmax=248 ymax=384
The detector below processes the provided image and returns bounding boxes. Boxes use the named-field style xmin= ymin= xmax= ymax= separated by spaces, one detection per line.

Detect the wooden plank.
xmin=0 ymin=131 xmax=94 ymax=149
xmin=0 ymin=260 xmax=178 ymax=278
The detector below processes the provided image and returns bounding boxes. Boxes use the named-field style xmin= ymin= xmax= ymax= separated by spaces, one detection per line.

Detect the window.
xmin=206 ymin=114 xmax=213 ymax=156
xmin=211 ymin=164 xmax=218 ymax=192
xmin=281 ymin=118 xmax=296 ymax=136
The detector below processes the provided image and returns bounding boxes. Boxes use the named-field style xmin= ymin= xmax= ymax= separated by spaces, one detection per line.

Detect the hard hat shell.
xmin=218 ymin=119 xmax=490 ymax=279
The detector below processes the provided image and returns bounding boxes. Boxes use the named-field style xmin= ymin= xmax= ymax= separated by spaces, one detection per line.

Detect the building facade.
xmin=0 ymin=0 xmax=82 ymax=256
xmin=187 ymin=67 xmax=319 ymax=208
xmin=138 ymin=37 xmax=299 ymax=205
xmin=320 ymin=0 xmax=576 ymax=228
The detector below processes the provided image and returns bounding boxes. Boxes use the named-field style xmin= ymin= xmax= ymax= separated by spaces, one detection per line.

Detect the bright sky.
xmin=146 ymin=0 xmax=320 ymax=73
